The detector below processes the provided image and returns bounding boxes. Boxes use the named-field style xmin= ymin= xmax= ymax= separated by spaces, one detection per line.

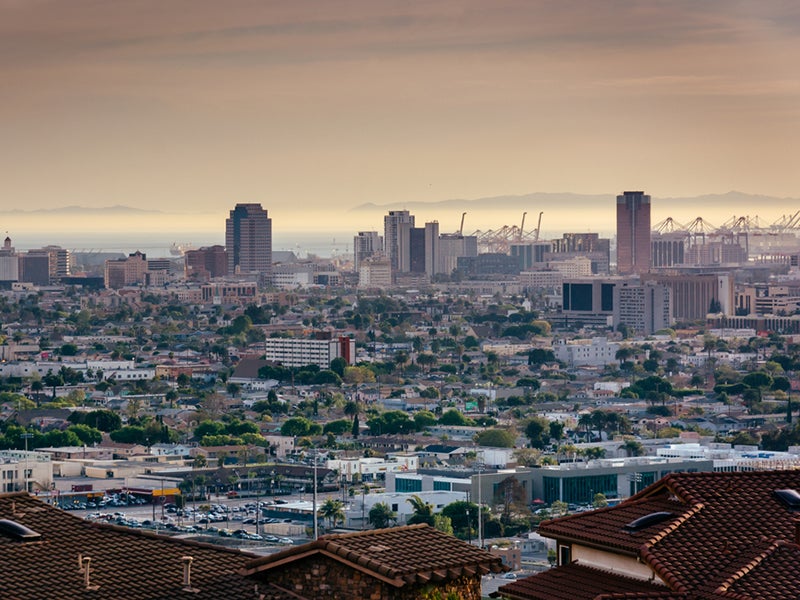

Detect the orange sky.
xmin=1 ymin=1 xmax=799 ymax=234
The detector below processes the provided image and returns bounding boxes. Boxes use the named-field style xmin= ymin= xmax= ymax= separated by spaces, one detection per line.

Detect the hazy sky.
xmin=2 ymin=0 xmax=799 ymax=233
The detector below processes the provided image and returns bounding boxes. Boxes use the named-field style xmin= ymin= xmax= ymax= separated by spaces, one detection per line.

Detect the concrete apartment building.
xmin=353 ymin=231 xmax=382 ymax=272
xmin=262 ymin=335 xmax=355 ymax=369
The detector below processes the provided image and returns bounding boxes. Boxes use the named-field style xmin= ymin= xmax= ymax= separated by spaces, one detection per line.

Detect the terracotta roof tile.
xmin=514 ymin=471 xmax=800 ymax=600
xmin=494 ymin=563 xmax=677 ymax=600
xmin=539 ymin=496 xmax=692 ymax=555
xmin=0 ymin=492 xmax=257 ymax=599
xmin=709 ymin=540 xmax=800 ymax=600
xmin=243 ymin=523 xmax=506 ymax=585
xmin=640 ymin=471 xmax=800 ymax=597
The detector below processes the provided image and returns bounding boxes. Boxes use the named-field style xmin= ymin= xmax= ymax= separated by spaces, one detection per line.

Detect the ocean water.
xmin=11 ymin=231 xmax=354 ymax=260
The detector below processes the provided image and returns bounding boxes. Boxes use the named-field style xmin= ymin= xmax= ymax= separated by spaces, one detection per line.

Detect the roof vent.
xmin=774 ymin=489 xmax=800 ymax=510
xmin=0 ymin=519 xmax=41 ymax=541
xmin=624 ymin=512 xmax=674 ymax=532
xmin=82 ymin=556 xmax=100 ymax=591
xmin=182 ymin=556 xmax=200 ymax=593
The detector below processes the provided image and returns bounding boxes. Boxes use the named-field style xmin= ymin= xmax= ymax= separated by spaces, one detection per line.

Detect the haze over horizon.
xmin=2 ymin=1 xmax=799 ymax=235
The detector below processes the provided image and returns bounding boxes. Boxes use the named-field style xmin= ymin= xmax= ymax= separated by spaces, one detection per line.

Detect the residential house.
xmin=242 ymin=523 xmax=506 ymax=600
xmin=495 ymin=470 xmax=800 ymax=600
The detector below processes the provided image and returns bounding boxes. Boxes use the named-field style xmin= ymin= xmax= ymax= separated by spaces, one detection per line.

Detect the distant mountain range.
xmin=1 ymin=205 xmax=163 ymax=215
xmin=4 ymin=191 xmax=799 ymax=223
xmin=350 ymin=190 xmax=800 ymax=217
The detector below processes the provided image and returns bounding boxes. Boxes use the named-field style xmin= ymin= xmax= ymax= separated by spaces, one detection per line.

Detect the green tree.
xmin=742 ymin=371 xmax=773 ymax=390
xmin=432 ymin=514 xmax=454 ymax=536
xmin=620 ymin=439 xmax=645 ymax=457
xmin=368 ymin=502 xmax=397 ymax=529
xmin=439 ymin=409 xmax=473 ymax=426
xmin=441 ymin=500 xmax=478 ymax=538
xmin=82 ymin=409 xmax=122 ymax=432
xmin=474 ymin=428 xmax=516 ymax=448
xmin=323 ymin=419 xmax=351 ymax=436
xmin=549 ymin=421 xmax=565 ymax=442
xmin=525 ymin=416 xmax=550 ymax=449
xmin=406 ymin=495 xmax=435 ymax=526
xmin=330 ymin=357 xmax=348 ymax=377
xmin=413 ymin=410 xmax=438 ymax=429
xmin=109 ymin=425 xmax=147 ymax=444
xmin=280 ymin=416 xmax=320 ymax=437
xmin=67 ymin=424 xmax=103 ymax=446
xmin=319 ymin=498 xmax=345 ymax=529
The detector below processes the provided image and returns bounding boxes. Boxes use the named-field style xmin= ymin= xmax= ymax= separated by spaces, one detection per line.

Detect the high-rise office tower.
xmin=409 ymin=227 xmax=427 ymax=274
xmin=616 ymin=191 xmax=651 ymax=275
xmin=225 ymin=203 xmax=272 ymax=281
xmin=353 ymin=231 xmax=382 ymax=273
xmin=384 ymin=210 xmax=415 ymax=273
xmin=424 ymin=221 xmax=440 ymax=277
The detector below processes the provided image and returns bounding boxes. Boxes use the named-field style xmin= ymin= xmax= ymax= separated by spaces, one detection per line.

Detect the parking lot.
xmin=71 ymin=491 xmax=309 ymax=549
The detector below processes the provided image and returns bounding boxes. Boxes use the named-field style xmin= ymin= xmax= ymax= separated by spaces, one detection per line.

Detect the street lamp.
xmin=475 ymin=463 xmax=485 ymax=548
xmin=312 ymin=450 xmax=319 ymax=540
xmin=21 ymin=433 xmax=33 ymax=493
xmin=255 ymin=475 xmax=260 ymax=536
xmin=465 ymin=508 xmax=471 ymax=544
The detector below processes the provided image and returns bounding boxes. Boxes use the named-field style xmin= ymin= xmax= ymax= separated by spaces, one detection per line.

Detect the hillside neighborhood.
xmin=2 ymin=261 xmax=800 ymax=599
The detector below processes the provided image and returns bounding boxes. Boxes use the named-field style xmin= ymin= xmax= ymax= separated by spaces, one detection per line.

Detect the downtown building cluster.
xmin=3 ymin=192 xmax=800 ymax=339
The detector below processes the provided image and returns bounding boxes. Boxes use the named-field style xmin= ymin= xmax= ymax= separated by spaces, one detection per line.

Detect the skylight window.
xmin=624 ymin=512 xmax=674 ymax=532
xmin=0 ymin=519 xmax=41 ymax=541
xmin=773 ymin=489 xmax=800 ymax=510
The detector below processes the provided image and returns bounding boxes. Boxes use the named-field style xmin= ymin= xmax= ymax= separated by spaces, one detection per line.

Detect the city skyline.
xmin=2 ymin=1 xmax=799 ymax=231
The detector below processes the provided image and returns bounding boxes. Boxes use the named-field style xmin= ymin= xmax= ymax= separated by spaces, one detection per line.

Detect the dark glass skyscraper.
xmin=225 ymin=203 xmax=272 ymax=281
xmin=616 ymin=191 xmax=651 ymax=275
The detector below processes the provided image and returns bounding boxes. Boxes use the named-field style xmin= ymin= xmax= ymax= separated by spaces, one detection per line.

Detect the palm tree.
xmin=393 ymin=350 xmax=410 ymax=374
xmin=319 ymin=498 xmax=345 ymax=529
xmin=620 ymin=439 xmax=645 ymax=457
xmin=577 ymin=413 xmax=593 ymax=440
xmin=406 ymin=495 xmax=435 ymax=526
xmin=590 ymin=410 xmax=607 ymax=441
xmin=368 ymin=502 xmax=397 ymax=529
xmin=344 ymin=400 xmax=360 ymax=422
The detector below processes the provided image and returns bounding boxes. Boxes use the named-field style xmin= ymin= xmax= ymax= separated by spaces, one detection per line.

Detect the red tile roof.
xmin=712 ymin=541 xmax=800 ymax=600
xmin=640 ymin=471 xmax=800 ymax=598
xmin=242 ymin=523 xmax=506 ymax=586
xmin=0 ymin=492 xmax=257 ymax=599
xmin=505 ymin=470 xmax=800 ymax=600
xmin=538 ymin=496 xmax=695 ymax=555
xmin=494 ymin=563 xmax=678 ymax=600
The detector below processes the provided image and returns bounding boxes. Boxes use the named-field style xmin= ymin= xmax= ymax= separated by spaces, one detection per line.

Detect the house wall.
xmin=257 ymin=554 xmax=482 ymax=600
xmin=572 ymin=544 xmax=660 ymax=582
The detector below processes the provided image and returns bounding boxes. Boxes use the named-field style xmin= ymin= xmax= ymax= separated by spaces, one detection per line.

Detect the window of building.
xmin=559 ymin=544 xmax=571 ymax=565
xmin=395 ymin=478 xmax=422 ymax=493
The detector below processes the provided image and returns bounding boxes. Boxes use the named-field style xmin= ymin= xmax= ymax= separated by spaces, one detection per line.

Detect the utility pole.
xmin=361 ymin=483 xmax=366 ymax=530
xmin=255 ymin=478 xmax=260 ymax=536
xmin=477 ymin=464 xmax=484 ymax=548
xmin=21 ymin=433 xmax=33 ymax=493
xmin=466 ymin=507 xmax=471 ymax=544
xmin=312 ymin=450 xmax=318 ymax=540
